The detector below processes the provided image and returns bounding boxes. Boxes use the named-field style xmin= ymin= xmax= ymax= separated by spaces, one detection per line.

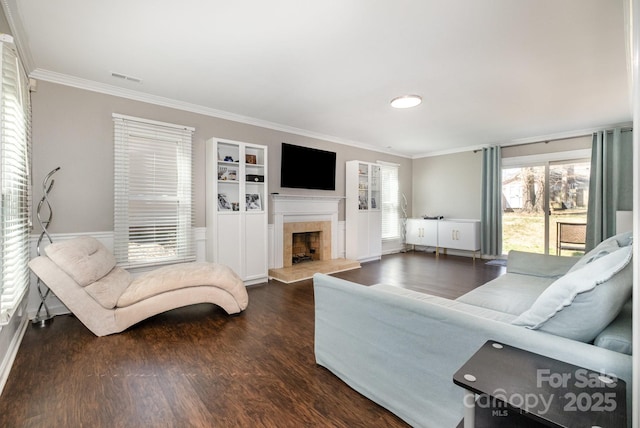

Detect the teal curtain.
xmin=481 ymin=146 xmax=502 ymax=256
xmin=585 ymin=128 xmax=633 ymax=250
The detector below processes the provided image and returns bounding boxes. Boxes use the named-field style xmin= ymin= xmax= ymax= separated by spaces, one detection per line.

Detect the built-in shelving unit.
xmin=346 ymin=160 xmax=382 ymax=262
xmin=206 ymin=138 xmax=268 ymax=284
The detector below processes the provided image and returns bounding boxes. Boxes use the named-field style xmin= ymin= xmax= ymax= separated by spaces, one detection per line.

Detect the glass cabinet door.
xmin=216 ymin=142 xmax=240 ymax=212
xmin=358 ymin=162 xmax=369 ymax=210
xmin=370 ymin=164 xmax=381 ymax=210
xmin=244 ymin=145 xmax=266 ymax=213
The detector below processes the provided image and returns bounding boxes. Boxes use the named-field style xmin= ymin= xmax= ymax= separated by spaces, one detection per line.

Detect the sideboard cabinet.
xmin=406 ymin=218 xmax=481 ymax=260
xmin=406 ymin=219 xmax=438 ymax=247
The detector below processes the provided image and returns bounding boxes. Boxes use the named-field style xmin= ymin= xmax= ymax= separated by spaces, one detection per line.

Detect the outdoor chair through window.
xmin=556 ymin=222 xmax=587 ymax=256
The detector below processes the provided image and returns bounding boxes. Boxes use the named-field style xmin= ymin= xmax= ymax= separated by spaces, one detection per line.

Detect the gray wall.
xmin=0 ymin=5 xmax=10 ymax=34
xmin=31 ymin=81 xmax=412 ymax=233
xmin=412 ymin=150 xmax=482 ymax=219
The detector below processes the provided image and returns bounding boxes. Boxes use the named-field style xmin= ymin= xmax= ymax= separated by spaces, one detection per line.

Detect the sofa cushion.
xmin=45 ymin=236 xmax=117 ymax=287
xmin=594 ymin=300 xmax=632 ymax=355
xmin=456 ymin=273 xmax=554 ymax=316
xmin=371 ymin=284 xmax=518 ymax=323
xmin=507 ymin=250 xmax=578 ymax=278
xmin=511 ymin=244 xmax=632 ymax=342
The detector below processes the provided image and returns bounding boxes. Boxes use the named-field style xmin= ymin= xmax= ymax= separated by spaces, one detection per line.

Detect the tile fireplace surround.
xmin=285 ymin=222 xmax=330 ymax=266
xmin=269 ymin=194 xmax=360 ymax=283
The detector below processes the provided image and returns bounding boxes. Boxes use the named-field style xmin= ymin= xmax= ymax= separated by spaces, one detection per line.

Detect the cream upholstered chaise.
xmin=28 ymin=236 xmax=248 ymax=336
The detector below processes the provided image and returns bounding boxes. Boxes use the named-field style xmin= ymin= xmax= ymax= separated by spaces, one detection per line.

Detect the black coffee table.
xmin=453 ymin=340 xmax=627 ymax=428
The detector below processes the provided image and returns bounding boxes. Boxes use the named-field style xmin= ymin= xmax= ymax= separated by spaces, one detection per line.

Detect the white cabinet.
xmin=437 ymin=220 xmax=481 ymax=254
xmin=406 ymin=219 xmax=438 ymax=247
xmin=406 ymin=218 xmax=481 ymax=260
xmin=346 ymin=160 xmax=382 ymax=262
xmin=206 ymin=138 xmax=268 ymax=285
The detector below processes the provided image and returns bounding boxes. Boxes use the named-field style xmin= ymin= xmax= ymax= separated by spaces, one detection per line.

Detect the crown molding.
xmin=29 ymin=68 xmax=411 ymax=159
xmin=412 ymin=121 xmax=633 ymax=159
xmin=27 ymin=68 xmax=636 ymax=161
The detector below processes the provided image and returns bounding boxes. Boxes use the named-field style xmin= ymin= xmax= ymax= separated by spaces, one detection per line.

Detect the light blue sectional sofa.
xmin=313 ymin=232 xmax=633 ymax=427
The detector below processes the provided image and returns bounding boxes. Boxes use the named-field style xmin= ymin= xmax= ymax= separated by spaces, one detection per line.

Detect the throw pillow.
xmin=567 ymin=231 xmax=632 ymax=274
xmin=45 ymin=236 xmax=117 ymax=287
xmin=511 ymin=244 xmax=632 ymax=342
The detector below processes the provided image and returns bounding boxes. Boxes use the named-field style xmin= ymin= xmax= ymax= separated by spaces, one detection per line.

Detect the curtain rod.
xmin=473 ymin=126 xmax=633 ymax=153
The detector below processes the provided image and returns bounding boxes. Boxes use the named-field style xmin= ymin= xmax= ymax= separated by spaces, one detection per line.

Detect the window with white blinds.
xmin=0 ymin=39 xmax=32 ymax=325
xmin=380 ymin=162 xmax=400 ymax=240
xmin=113 ymin=114 xmax=195 ymax=268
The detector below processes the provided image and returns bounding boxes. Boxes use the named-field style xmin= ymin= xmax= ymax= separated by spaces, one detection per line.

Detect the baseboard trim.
xmin=0 ymin=311 xmax=29 ymax=396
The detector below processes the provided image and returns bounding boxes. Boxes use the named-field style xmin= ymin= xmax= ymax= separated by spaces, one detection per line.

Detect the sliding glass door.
xmin=547 ymin=161 xmax=590 ymax=255
xmin=502 ymin=155 xmax=590 ymax=256
xmin=502 ymin=165 xmax=546 ymax=254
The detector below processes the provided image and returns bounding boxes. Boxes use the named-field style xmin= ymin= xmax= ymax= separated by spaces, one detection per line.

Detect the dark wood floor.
xmin=0 ymin=251 xmax=505 ymax=428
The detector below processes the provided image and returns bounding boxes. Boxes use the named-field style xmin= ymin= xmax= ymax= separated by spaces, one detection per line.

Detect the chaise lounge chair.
xmin=28 ymin=236 xmax=249 ymax=336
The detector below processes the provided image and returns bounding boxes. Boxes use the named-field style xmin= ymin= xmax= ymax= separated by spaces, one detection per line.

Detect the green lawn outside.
xmin=502 ymin=211 xmax=587 ymax=256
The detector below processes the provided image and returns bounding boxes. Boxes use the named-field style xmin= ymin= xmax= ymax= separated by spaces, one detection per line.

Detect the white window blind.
xmin=380 ymin=162 xmax=400 ymax=240
xmin=0 ymin=39 xmax=32 ymax=325
xmin=113 ymin=114 xmax=195 ymax=268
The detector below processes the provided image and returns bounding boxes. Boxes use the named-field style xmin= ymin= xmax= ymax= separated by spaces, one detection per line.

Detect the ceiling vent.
xmin=111 ymin=72 xmax=142 ymax=84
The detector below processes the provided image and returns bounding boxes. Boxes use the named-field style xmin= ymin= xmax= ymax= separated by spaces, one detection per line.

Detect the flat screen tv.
xmin=280 ymin=143 xmax=336 ymax=191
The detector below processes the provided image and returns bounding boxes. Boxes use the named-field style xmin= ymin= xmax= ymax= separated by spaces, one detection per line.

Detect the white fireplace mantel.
xmin=271 ymin=194 xmax=343 ymax=268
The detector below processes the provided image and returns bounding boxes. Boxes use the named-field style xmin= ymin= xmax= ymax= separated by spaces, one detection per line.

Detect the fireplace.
xmin=283 ymin=221 xmax=331 ymax=267
xmin=269 ymin=195 xmax=360 ymax=283
xmin=292 ymin=231 xmax=321 ymax=264
xmin=271 ymin=194 xmax=342 ymax=269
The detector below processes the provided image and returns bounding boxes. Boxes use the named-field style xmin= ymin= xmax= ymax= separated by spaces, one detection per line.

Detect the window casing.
xmin=113 ymin=114 xmax=195 ymax=268
xmin=380 ymin=162 xmax=400 ymax=240
xmin=0 ymin=39 xmax=32 ymax=325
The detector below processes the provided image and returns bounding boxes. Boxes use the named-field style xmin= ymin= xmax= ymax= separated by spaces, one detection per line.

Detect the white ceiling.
xmin=4 ymin=0 xmax=632 ymax=157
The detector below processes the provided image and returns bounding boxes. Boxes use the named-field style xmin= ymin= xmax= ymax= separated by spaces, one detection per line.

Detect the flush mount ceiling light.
xmin=390 ymin=95 xmax=422 ymax=109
